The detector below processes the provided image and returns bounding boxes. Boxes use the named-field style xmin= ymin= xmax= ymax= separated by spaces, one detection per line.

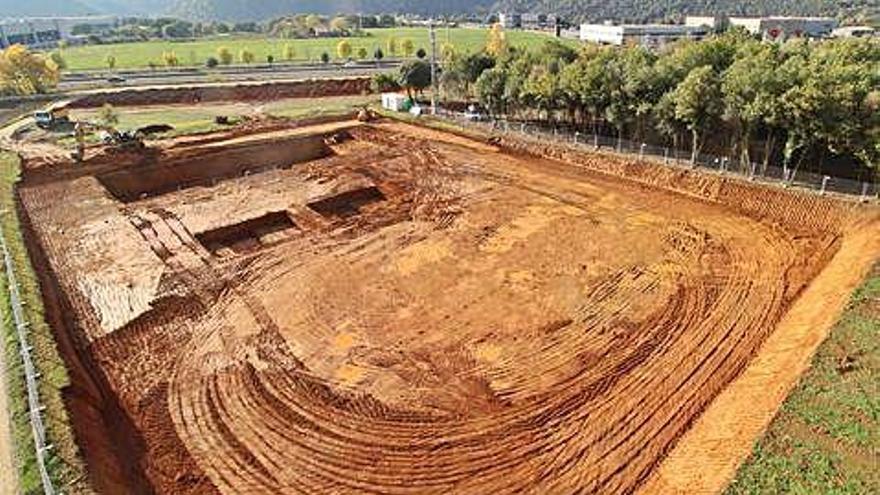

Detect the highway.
xmin=57 ymin=60 xmax=403 ymax=92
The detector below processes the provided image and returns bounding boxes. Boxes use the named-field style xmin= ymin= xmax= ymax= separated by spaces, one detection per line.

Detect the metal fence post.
xmin=593 ymin=134 xmax=598 ymax=149
xmin=663 ymin=147 xmax=669 ymax=164
xmin=820 ymin=175 xmax=830 ymax=195
xmin=573 ymin=131 xmax=579 ymax=144
xmin=861 ymin=182 xmax=870 ymax=202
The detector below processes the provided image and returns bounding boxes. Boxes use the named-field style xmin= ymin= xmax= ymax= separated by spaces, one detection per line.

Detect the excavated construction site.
xmin=13 ymin=114 xmax=880 ymax=494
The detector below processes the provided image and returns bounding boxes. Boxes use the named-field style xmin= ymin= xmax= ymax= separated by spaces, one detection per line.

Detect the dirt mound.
xmin=15 ymin=120 xmax=879 ymax=494
xmin=67 ymin=77 xmax=372 ymax=109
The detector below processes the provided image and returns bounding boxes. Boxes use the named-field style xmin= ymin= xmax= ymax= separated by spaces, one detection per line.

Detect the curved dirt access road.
xmin=16 ymin=120 xmax=877 ymax=493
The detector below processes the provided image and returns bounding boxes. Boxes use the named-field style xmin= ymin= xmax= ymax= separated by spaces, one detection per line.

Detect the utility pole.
xmin=430 ymin=21 xmax=438 ymax=115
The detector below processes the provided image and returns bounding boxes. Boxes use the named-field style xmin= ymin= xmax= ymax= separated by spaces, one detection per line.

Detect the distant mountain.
xmin=0 ymin=0 xmax=98 ymax=17
xmin=494 ymin=0 xmax=879 ymax=24
xmin=168 ymin=0 xmax=494 ymax=22
xmin=166 ymin=0 xmax=878 ymax=23
xmin=1 ymin=0 xmax=874 ymax=25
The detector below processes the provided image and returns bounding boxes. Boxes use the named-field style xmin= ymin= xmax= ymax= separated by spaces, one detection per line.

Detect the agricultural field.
xmin=10 ymin=88 xmax=879 ymax=494
xmin=56 ymin=27 xmax=566 ymax=71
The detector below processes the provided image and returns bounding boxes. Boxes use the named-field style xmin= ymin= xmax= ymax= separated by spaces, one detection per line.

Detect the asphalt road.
xmin=58 ymin=62 xmax=401 ymax=92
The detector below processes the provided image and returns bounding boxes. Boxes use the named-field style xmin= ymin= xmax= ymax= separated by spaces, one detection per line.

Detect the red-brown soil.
xmin=15 ymin=118 xmax=879 ymax=494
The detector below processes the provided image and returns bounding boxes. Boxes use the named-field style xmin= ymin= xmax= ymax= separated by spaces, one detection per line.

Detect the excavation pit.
xmin=15 ymin=118 xmax=878 ymax=495
xmin=196 ymin=211 xmax=299 ymax=256
xmin=306 ymin=186 xmax=386 ymax=219
xmin=97 ymin=134 xmax=333 ymax=202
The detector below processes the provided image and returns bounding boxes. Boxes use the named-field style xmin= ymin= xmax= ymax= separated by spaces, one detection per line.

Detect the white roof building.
xmin=579 ymin=23 xmax=709 ymax=47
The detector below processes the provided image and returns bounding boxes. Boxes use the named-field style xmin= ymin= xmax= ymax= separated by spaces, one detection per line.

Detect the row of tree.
xmin=0 ymin=45 xmax=60 ymax=96
xmin=449 ymin=33 xmax=878 ymax=175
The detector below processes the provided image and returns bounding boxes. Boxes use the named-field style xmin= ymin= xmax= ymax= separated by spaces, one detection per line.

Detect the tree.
xmin=357 ymin=46 xmax=368 ymax=60
xmin=401 ymin=39 xmax=415 ymax=58
xmin=283 ymin=44 xmax=296 ymax=61
xmin=372 ymin=72 xmax=400 ymax=93
xmin=337 ymin=40 xmax=353 ymax=60
xmin=441 ymin=43 xmax=456 ymax=62
xmin=0 ymin=45 xmax=60 ymax=96
xmin=386 ymin=37 xmax=399 ymax=56
xmin=374 ymin=48 xmax=384 ymax=62
xmin=105 ymin=54 xmax=116 ymax=70
xmin=162 ymin=51 xmax=179 ymax=67
xmin=722 ymin=42 xmax=786 ymax=170
xmin=672 ymin=65 xmax=724 ymax=164
xmin=205 ymin=56 xmax=219 ymax=68
xmin=267 ymin=55 xmax=275 ymax=65
xmin=217 ymin=47 xmax=233 ymax=65
xmin=49 ymin=52 xmax=67 ymax=70
xmin=398 ymin=60 xmax=432 ymax=99
xmin=320 ymin=52 xmax=330 ymax=65
xmin=416 ymin=48 xmax=427 ymax=59
xmin=162 ymin=20 xmax=192 ymax=39
xmin=239 ymin=50 xmax=254 ymax=64
xmin=475 ymin=67 xmax=508 ymax=116
xmin=305 ymin=14 xmax=323 ymax=32
xmin=486 ymin=23 xmax=507 ymax=57
xmin=330 ymin=16 xmax=349 ymax=33
xmin=98 ymin=103 xmax=118 ymax=127
xmin=456 ymin=52 xmax=495 ymax=94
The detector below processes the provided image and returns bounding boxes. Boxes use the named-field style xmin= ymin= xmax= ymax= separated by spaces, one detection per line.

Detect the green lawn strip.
xmin=726 ymin=266 xmax=880 ymax=494
xmin=57 ymin=28 xmax=568 ymax=71
xmin=0 ymin=151 xmax=90 ymax=493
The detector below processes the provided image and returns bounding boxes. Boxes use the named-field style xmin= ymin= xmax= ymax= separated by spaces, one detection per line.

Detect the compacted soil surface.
xmin=14 ymin=119 xmax=878 ymax=494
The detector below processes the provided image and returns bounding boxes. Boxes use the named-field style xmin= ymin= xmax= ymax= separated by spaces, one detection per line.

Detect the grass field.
xmin=726 ymin=265 xmax=880 ymax=494
xmin=57 ymin=28 xmax=569 ymax=71
xmin=0 ymin=152 xmax=88 ymax=493
xmin=60 ymin=94 xmax=375 ymax=145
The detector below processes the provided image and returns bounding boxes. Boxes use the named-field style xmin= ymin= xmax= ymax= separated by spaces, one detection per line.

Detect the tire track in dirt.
xmin=15 ymin=121 xmax=874 ymax=494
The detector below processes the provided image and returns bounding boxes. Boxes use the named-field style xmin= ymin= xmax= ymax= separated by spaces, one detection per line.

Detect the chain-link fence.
xmin=0 ymin=228 xmax=56 ymax=495
xmin=435 ymin=110 xmax=878 ymax=201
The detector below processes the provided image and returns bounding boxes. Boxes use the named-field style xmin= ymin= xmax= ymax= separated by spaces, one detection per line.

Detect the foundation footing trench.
xmin=14 ymin=118 xmax=879 ymax=494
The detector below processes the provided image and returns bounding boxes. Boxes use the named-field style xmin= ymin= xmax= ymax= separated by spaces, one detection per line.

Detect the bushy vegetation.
xmin=453 ymin=34 xmax=878 ymax=176
xmin=0 ymin=45 xmax=60 ymax=96
xmin=0 ymin=151 xmax=88 ymax=493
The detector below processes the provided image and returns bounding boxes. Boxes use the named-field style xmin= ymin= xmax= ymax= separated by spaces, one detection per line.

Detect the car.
xmin=463 ymin=104 xmax=484 ymax=121
xmin=106 ymin=75 xmax=126 ymax=84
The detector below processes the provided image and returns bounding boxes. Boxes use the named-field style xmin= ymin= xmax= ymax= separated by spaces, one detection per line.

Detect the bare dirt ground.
xmin=14 ymin=118 xmax=880 ymax=494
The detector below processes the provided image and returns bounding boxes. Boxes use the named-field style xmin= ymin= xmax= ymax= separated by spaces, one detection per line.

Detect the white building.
xmin=832 ymin=26 xmax=876 ymax=38
xmin=579 ymin=23 xmax=709 ymax=47
xmin=498 ymin=13 xmax=522 ymax=29
xmin=381 ymin=93 xmax=409 ymax=112
xmin=684 ymin=16 xmax=728 ymax=32
xmin=728 ymin=16 xmax=838 ymax=41
xmin=0 ymin=16 xmax=117 ymax=49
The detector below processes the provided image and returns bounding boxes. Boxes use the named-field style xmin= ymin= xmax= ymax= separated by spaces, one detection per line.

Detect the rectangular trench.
xmin=97 ymin=135 xmax=332 ymax=202
xmin=196 ymin=211 xmax=298 ymax=255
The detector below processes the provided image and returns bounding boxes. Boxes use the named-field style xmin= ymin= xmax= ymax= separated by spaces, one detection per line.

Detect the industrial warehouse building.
xmin=581 ymin=15 xmax=839 ymax=48
xmin=579 ymin=22 xmax=709 ymax=47
xmin=0 ymin=16 xmax=116 ymax=49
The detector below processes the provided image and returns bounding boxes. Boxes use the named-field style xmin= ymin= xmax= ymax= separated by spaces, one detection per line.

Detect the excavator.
xmin=71 ymin=121 xmax=146 ymax=162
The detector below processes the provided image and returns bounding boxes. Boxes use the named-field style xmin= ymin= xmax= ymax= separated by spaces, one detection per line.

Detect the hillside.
xmin=0 ymin=0 xmax=875 ymax=25
xmin=168 ymin=0 xmax=880 ymax=23
xmin=493 ymin=0 xmax=879 ymax=24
